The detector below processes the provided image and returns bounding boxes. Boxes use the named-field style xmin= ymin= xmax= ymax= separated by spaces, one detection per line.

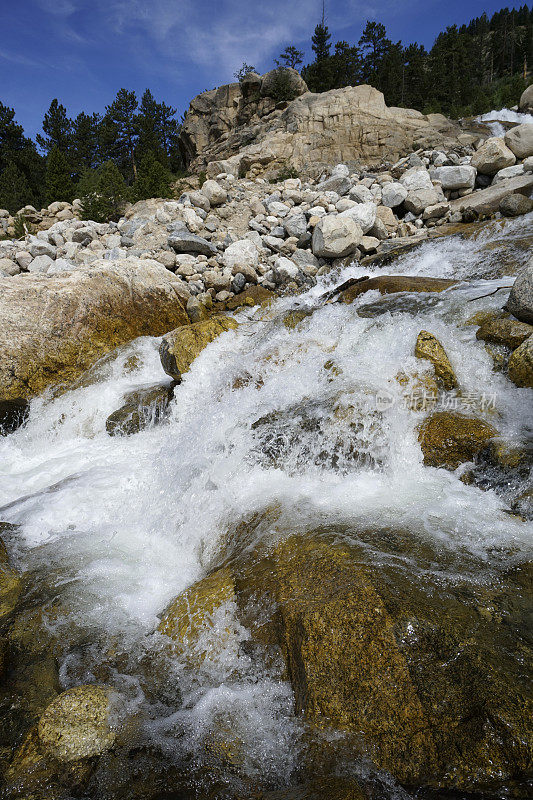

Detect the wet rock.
xmin=0 ymin=398 xmax=29 ymax=434
xmin=415 ymin=330 xmax=458 ymax=389
xmin=4 ymin=725 xmax=93 ymax=799
xmin=0 ymin=259 xmax=189 ymax=403
xmin=418 ymin=411 xmax=497 ymax=469
xmin=223 ymin=285 xmax=276 ymax=310
xmin=0 ymin=537 xmax=22 ymax=621
xmin=230 ymin=530 xmax=533 ymax=794
xmin=341 ymin=275 xmax=457 ymax=304
xmin=105 ymin=384 xmax=175 ymax=436
xmin=505 ymin=261 xmax=533 ymax=324
xmin=160 ymin=316 xmax=238 ymax=381
xmin=158 ymin=567 xmax=236 ymax=661
xmin=508 ymin=334 xmax=533 ymax=388
xmin=475 ymin=312 xmax=533 ymax=350
xmin=499 ymin=193 xmax=533 ymax=217
xmin=37 ymin=684 xmax=118 ymax=762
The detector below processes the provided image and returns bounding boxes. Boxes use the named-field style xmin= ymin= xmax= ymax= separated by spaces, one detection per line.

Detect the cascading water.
xmin=478 ymin=107 xmax=532 ymax=136
xmin=0 ymin=216 xmax=532 ymax=798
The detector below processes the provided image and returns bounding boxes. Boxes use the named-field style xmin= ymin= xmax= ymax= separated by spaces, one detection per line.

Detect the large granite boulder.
xmin=519 ymin=83 xmax=533 ymax=112
xmin=504 ymin=123 xmax=533 ymax=159
xmin=0 ymin=259 xmax=190 ymax=403
xmin=471 ymin=137 xmax=516 ymax=175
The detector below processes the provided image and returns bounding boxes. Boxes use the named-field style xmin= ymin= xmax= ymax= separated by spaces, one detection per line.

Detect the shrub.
xmin=131 ymin=152 xmax=173 ymax=201
xmin=268 ymin=68 xmax=300 ymax=103
xmin=79 ymin=161 xmax=129 ymax=222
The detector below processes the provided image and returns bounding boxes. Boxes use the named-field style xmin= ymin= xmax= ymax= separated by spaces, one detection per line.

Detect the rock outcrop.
xmin=0 ymin=259 xmax=189 ymax=402
xmin=179 ymin=76 xmax=477 ymax=178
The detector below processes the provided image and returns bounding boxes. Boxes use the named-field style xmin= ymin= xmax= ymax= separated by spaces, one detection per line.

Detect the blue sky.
xmin=1 ymin=0 xmax=529 ymax=141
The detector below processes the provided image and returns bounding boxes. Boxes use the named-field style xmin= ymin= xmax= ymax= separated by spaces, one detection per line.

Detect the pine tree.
xmin=0 ymin=102 xmax=44 ymax=209
xmin=36 ymin=99 xmax=72 ymax=155
xmin=72 ymin=112 xmax=101 ymax=176
xmin=132 ymin=152 xmax=173 ymax=201
xmin=359 ymin=21 xmax=390 ymax=85
xmin=100 ymin=89 xmax=139 ymax=180
xmin=78 ymin=160 xmax=129 ymax=222
xmin=45 ymin=147 xmax=74 ymax=204
xmin=331 ymin=41 xmax=361 ymax=88
xmin=302 ymin=21 xmax=334 ymax=91
xmin=277 ymin=46 xmax=304 ymax=70
xmin=0 ymin=161 xmax=33 ymax=214
xmin=234 ymin=63 xmax=256 ymax=81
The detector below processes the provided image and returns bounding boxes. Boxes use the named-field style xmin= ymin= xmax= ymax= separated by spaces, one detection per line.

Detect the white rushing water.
xmin=1 ymin=216 xmax=532 ymax=783
xmin=478 ymin=107 xmax=532 ymax=136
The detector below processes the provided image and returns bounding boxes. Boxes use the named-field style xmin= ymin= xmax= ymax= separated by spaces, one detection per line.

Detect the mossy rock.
xmin=508 ymin=334 xmax=533 ymax=388
xmin=415 ymin=330 xmax=458 ymax=390
xmin=418 ymin=411 xmax=497 ymax=469
xmin=159 ymin=316 xmax=238 ymax=381
xmin=223 ymin=285 xmax=276 ymax=311
xmin=105 ymin=383 xmax=175 ymax=436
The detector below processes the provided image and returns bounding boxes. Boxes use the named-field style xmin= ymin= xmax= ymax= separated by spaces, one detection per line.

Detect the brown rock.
xmin=418 ymin=411 xmax=497 ymax=469
xmin=105 ymin=384 xmax=175 ymax=436
xmin=341 ymin=275 xmax=457 ymax=304
xmin=38 ymin=685 xmax=118 ymax=762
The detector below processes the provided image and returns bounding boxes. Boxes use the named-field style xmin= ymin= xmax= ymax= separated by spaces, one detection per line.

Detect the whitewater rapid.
xmin=0 ymin=216 xmax=532 ymax=779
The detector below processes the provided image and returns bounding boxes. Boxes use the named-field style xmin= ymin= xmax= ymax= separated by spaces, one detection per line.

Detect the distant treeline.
xmin=0 ymin=88 xmax=183 ymax=216
xmin=1 ymin=4 xmax=532 ymax=215
xmin=298 ymin=5 xmax=533 ymax=114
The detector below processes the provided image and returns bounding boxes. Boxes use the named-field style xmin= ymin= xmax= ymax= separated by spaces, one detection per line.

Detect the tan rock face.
xmin=180 ymin=79 xmax=470 ymax=178
xmin=159 ymin=315 xmax=238 ymax=381
xmin=415 ymin=330 xmax=458 ymax=389
xmin=418 ymin=411 xmax=496 ymax=469
xmin=0 ymin=259 xmax=189 ymax=402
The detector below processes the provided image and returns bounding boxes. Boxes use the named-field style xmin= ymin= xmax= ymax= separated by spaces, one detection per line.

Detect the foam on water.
xmin=0 ymin=217 xmax=532 ymax=783
xmin=478 ymin=107 xmax=533 ymax=136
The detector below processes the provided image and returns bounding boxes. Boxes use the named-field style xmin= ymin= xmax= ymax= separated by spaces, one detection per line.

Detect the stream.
xmin=0 ymin=215 xmax=532 ymax=799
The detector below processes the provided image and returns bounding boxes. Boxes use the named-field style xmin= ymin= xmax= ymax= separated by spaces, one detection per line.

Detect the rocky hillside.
xmin=179 ymin=70 xmax=487 ymax=179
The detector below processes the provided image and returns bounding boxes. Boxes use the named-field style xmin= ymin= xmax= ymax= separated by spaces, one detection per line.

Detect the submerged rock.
xmin=418 ymin=411 xmax=496 ymax=469
xmin=105 ymin=384 xmax=175 ymax=436
xmin=37 ymin=685 xmax=118 ymax=762
xmin=159 ymin=316 xmax=238 ymax=381
xmin=414 ymin=330 xmax=458 ymax=389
